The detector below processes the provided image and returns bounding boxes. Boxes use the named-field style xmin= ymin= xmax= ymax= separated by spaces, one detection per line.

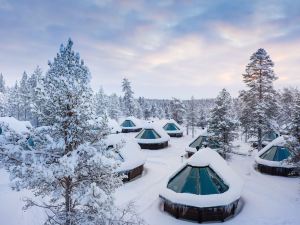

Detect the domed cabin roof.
xmin=162 ymin=119 xmax=184 ymax=135
xmin=135 ymin=124 xmax=170 ymax=144
xmin=105 ymin=134 xmax=146 ymax=173
xmin=160 ymin=148 xmax=243 ymax=208
xmin=120 ymin=116 xmax=143 ymax=131
xmin=107 ymin=118 xmax=122 ymax=134
xmin=0 ymin=117 xmax=32 ymax=135
xmin=255 ymin=136 xmax=295 ymax=168
xmin=185 ymin=129 xmax=221 ymax=154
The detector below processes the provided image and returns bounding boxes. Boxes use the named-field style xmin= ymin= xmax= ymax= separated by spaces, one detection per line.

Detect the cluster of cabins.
xmin=0 ymin=116 xmax=299 ymax=223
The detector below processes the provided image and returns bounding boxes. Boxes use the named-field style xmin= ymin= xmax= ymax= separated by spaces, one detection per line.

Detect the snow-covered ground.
xmin=0 ymin=130 xmax=299 ymax=225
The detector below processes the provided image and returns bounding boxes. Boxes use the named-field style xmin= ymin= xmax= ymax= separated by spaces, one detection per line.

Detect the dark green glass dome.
xmin=189 ymin=136 xmax=220 ymax=149
xmin=260 ymin=146 xmax=291 ymax=161
xmin=167 ymin=165 xmax=229 ymax=195
xmin=163 ymin=123 xmax=180 ymax=131
xmin=136 ymin=129 xmax=161 ymax=139
xmin=121 ymin=120 xmax=136 ymax=127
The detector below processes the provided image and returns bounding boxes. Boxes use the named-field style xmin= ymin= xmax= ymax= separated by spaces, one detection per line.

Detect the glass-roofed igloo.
xmin=120 ymin=116 xmax=143 ymax=133
xmin=135 ymin=125 xmax=170 ymax=150
xmin=163 ymin=119 xmax=183 ymax=137
xmin=185 ymin=129 xmax=221 ymax=157
xmin=105 ymin=134 xmax=146 ymax=182
xmin=255 ymin=136 xmax=298 ymax=176
xmin=160 ymin=148 xmax=243 ymax=223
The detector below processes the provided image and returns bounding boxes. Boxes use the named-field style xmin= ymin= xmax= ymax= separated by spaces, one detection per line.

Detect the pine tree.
xmin=7 ymin=82 xmax=21 ymax=119
xmin=19 ymin=71 xmax=31 ymax=120
xmin=122 ymin=78 xmax=136 ymax=117
xmin=0 ymin=73 xmax=6 ymax=93
xmin=170 ymin=97 xmax=185 ymax=124
xmin=94 ymin=86 xmax=108 ymax=118
xmin=150 ymin=103 xmax=158 ymax=118
xmin=208 ymin=89 xmax=238 ymax=159
xmin=0 ymin=39 xmax=142 ymax=225
xmin=107 ymin=93 xmax=121 ymax=121
xmin=239 ymin=48 xmax=279 ymax=150
xmin=286 ymin=92 xmax=300 ymax=168
xmin=186 ymin=96 xmax=198 ymax=137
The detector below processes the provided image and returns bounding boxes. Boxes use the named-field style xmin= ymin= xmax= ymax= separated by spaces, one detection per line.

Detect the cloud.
xmin=0 ymin=0 xmax=299 ymax=99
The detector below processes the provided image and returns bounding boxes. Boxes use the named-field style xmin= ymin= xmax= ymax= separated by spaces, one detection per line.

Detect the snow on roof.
xmin=255 ymin=136 xmax=295 ymax=168
xmin=135 ymin=123 xmax=170 ymax=144
xmin=160 ymin=148 xmax=243 ymax=208
xmin=105 ymin=134 xmax=146 ymax=172
xmin=0 ymin=117 xmax=32 ymax=134
xmin=120 ymin=116 xmax=144 ymax=129
xmin=107 ymin=118 xmax=122 ymax=134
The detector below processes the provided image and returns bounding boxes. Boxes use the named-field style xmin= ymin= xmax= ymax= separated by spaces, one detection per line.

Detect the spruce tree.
xmin=122 ymin=78 xmax=136 ymax=117
xmin=208 ymin=89 xmax=238 ymax=159
xmin=170 ymin=97 xmax=185 ymax=124
xmin=239 ymin=48 xmax=279 ymax=150
xmin=0 ymin=73 xmax=6 ymax=93
xmin=0 ymin=39 xmax=142 ymax=225
xmin=186 ymin=96 xmax=198 ymax=137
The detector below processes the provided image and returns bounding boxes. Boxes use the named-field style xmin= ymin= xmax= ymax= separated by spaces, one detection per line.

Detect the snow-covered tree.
xmin=208 ymin=89 xmax=238 ymax=159
xmin=186 ymin=96 xmax=198 ymax=137
xmin=239 ymin=48 xmax=279 ymax=150
xmin=107 ymin=93 xmax=122 ymax=121
xmin=122 ymin=78 xmax=136 ymax=117
xmin=285 ymin=92 xmax=300 ymax=168
xmin=0 ymin=39 xmax=142 ymax=225
xmin=170 ymin=97 xmax=185 ymax=124
xmin=94 ymin=86 xmax=108 ymax=118
xmin=19 ymin=71 xmax=31 ymax=120
xmin=7 ymin=82 xmax=21 ymax=119
xmin=0 ymin=73 xmax=6 ymax=93
xmin=150 ymin=103 xmax=158 ymax=118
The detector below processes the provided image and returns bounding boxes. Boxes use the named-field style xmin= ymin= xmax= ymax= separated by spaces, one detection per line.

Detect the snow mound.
xmin=135 ymin=123 xmax=170 ymax=144
xmin=160 ymin=148 xmax=243 ymax=208
xmin=107 ymin=118 xmax=122 ymax=134
xmin=105 ymin=134 xmax=146 ymax=172
xmin=0 ymin=117 xmax=32 ymax=134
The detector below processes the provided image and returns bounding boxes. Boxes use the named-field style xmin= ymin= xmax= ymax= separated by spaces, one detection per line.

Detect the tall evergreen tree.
xmin=122 ymin=78 xmax=136 ymax=117
xmin=170 ymin=97 xmax=185 ymax=124
xmin=19 ymin=71 xmax=31 ymax=120
xmin=107 ymin=93 xmax=122 ymax=121
xmin=208 ymin=89 xmax=238 ymax=159
xmin=0 ymin=73 xmax=6 ymax=93
xmin=0 ymin=39 xmax=142 ymax=225
xmin=239 ymin=48 xmax=279 ymax=150
xmin=94 ymin=86 xmax=108 ymax=118
xmin=186 ymin=96 xmax=198 ymax=137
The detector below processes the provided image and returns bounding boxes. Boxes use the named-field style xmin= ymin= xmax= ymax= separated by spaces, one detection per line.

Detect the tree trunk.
xmin=65 ymin=177 xmax=72 ymax=225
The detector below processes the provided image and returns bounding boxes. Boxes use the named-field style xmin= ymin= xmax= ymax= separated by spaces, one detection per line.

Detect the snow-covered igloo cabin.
xmin=162 ymin=119 xmax=184 ymax=137
xmin=0 ymin=117 xmax=33 ymax=146
xmin=107 ymin=118 xmax=122 ymax=134
xmin=159 ymin=148 xmax=243 ymax=223
xmin=135 ymin=124 xmax=170 ymax=150
xmin=185 ymin=129 xmax=221 ymax=157
xmin=255 ymin=136 xmax=298 ymax=176
xmin=120 ymin=116 xmax=143 ymax=133
xmin=251 ymin=130 xmax=280 ymax=148
xmin=105 ymin=134 xmax=146 ymax=182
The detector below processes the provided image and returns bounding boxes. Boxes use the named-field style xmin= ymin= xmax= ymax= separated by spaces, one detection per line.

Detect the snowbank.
xmin=107 ymin=118 xmax=122 ymax=133
xmin=0 ymin=117 xmax=31 ymax=134
xmin=105 ymin=134 xmax=146 ymax=172
xmin=135 ymin=123 xmax=170 ymax=144
xmin=255 ymin=136 xmax=295 ymax=168
xmin=160 ymin=148 xmax=243 ymax=208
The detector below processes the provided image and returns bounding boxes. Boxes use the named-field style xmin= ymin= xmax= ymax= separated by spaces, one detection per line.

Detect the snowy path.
xmin=0 ymin=131 xmax=299 ymax=225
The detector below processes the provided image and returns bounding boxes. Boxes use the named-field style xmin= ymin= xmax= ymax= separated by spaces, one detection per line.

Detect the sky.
xmin=0 ymin=0 xmax=299 ymax=99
